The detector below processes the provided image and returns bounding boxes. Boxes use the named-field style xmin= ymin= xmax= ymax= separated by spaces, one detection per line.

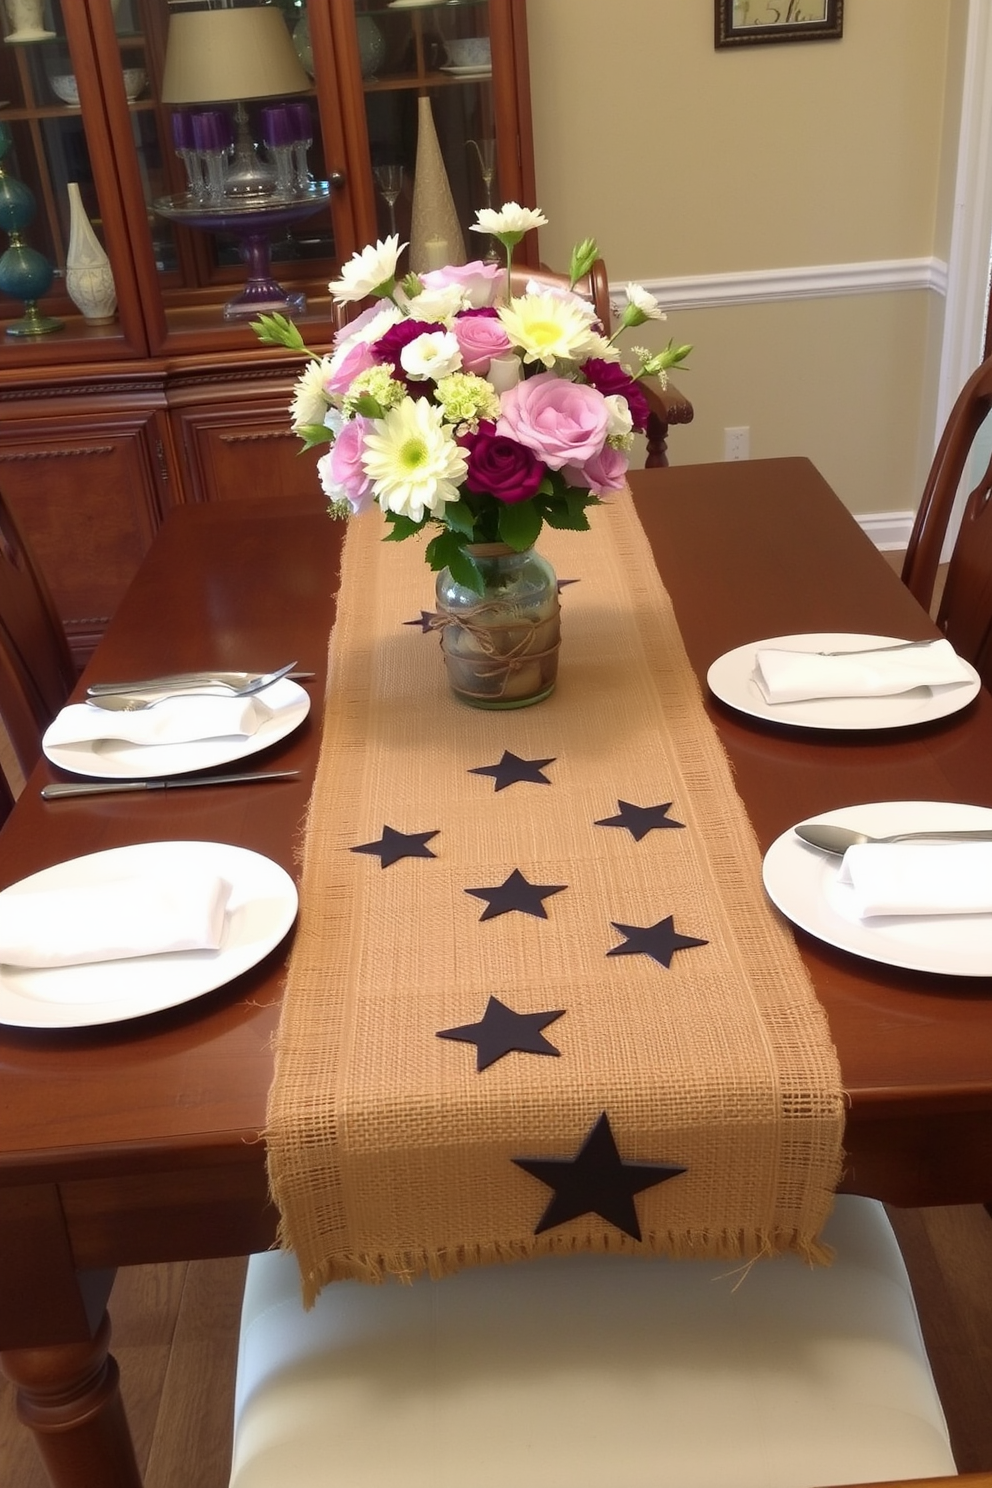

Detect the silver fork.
xmin=86 ymin=661 xmax=297 ymax=706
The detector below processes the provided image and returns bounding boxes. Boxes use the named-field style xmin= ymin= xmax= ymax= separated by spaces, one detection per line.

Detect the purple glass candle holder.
xmin=261 ymin=105 xmax=295 ymax=196
xmin=171 ymin=111 xmax=203 ymax=202
xmin=287 ymin=101 xmax=313 ymax=191
xmin=192 ymin=110 xmax=232 ymax=204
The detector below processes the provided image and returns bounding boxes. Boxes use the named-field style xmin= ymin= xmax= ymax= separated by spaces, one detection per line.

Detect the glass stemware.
xmin=466 ymin=137 xmax=496 ymax=209
xmin=373 ymin=164 xmax=403 ymax=237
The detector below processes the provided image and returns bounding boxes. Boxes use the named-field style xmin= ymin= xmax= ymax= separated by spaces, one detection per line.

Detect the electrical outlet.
xmin=724 ymin=426 xmax=750 ymax=461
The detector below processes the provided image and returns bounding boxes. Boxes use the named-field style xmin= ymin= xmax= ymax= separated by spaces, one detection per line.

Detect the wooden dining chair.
xmin=901 ymin=354 xmax=992 ymax=689
xmin=509 ymin=258 xmax=694 ymax=467
xmin=0 ymin=487 xmax=76 ymax=779
xmin=0 ymin=768 xmax=13 ymax=832
xmin=228 ymin=1197 xmax=956 ymax=1488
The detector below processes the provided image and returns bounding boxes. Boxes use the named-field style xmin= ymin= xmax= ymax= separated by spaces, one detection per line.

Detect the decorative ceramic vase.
xmin=65 ymin=182 xmax=117 ymax=324
xmin=435 ymin=544 xmax=561 ymax=708
xmin=4 ymin=0 xmax=55 ymax=43
xmin=356 ymin=14 xmax=385 ymax=80
xmin=0 ymin=120 xmax=62 ymax=336
xmin=410 ymin=95 xmax=465 ymax=273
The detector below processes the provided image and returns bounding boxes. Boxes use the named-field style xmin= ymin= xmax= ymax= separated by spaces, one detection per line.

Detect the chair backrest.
xmin=0 ymin=767 xmax=13 ymax=832
xmin=902 ymin=355 xmax=992 ymax=687
xmin=509 ymin=257 xmax=613 ymax=331
xmin=0 ymin=488 xmax=76 ymax=777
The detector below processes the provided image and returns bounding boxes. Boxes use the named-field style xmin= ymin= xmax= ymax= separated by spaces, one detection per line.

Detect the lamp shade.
xmin=161 ymin=8 xmax=311 ymax=105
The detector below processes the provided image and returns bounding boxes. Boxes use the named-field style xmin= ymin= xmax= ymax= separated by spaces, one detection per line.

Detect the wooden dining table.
xmin=1 ymin=456 xmax=991 ymax=1488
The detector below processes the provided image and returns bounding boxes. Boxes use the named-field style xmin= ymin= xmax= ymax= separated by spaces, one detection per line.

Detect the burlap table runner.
xmin=267 ymin=491 xmax=845 ymax=1300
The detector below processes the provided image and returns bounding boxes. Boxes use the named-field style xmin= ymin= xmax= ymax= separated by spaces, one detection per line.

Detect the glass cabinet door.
xmin=0 ymin=0 xmax=147 ymax=360
xmin=92 ymin=0 xmax=345 ymax=354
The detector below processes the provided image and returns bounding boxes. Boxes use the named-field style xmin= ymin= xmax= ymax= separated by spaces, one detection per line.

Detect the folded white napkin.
xmin=838 ymin=842 xmax=992 ymax=918
xmin=753 ymin=639 xmax=972 ymax=704
xmin=44 ymin=694 xmax=276 ymax=749
xmin=0 ymin=870 xmax=233 ymax=969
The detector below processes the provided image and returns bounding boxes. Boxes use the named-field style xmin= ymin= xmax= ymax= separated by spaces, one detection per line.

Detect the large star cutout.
xmin=403 ymin=609 xmax=444 ymax=633
xmin=513 ymin=1112 xmax=686 ymax=1241
xmin=437 ymin=996 xmax=565 ymax=1071
xmin=607 ymin=915 xmax=708 ymax=968
xmin=465 ymin=868 xmax=567 ymax=921
xmin=351 ymin=825 xmax=439 ymax=868
xmin=594 ymin=799 xmax=685 ymax=843
xmin=468 ymin=750 xmax=556 ymax=791
xmin=556 ymin=577 xmax=580 ymax=593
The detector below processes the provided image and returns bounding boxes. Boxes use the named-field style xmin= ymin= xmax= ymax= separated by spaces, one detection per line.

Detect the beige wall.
xmin=525 ymin=0 xmax=959 ymax=517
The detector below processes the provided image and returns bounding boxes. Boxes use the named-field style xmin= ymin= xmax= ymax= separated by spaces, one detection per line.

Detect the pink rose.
xmin=452 ymin=312 xmax=511 ymax=374
xmin=496 ymin=371 xmax=609 ymax=471
xmin=317 ymin=416 xmax=373 ymax=513
xmin=325 ymin=339 xmax=375 ymax=396
xmin=419 ymin=259 xmax=503 ymax=307
xmin=563 ymin=443 xmax=629 ymax=496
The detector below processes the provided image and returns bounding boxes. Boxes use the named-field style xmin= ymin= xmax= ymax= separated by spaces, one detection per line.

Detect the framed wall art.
xmin=715 ymin=2 xmax=844 ymax=48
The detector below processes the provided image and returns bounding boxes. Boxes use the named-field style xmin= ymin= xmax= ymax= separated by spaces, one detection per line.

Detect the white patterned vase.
xmin=65 ymin=182 xmax=117 ymax=324
xmin=4 ymin=0 xmax=55 ymax=42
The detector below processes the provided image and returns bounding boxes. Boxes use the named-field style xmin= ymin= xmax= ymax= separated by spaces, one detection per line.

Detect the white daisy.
xmin=471 ymin=202 xmax=548 ymax=240
xmin=328 ymin=235 xmax=405 ymax=303
xmin=289 ymin=358 xmax=333 ymax=432
xmin=400 ymin=330 xmax=462 ymax=381
xmin=362 ymin=398 xmax=468 ymax=522
xmin=498 ymin=291 xmax=600 ymax=368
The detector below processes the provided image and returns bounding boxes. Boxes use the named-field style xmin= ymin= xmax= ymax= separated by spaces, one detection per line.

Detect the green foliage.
xmin=441 ymin=500 xmax=477 ymax=540
xmin=249 ymin=312 xmax=308 ymax=354
xmin=297 ymin=423 xmax=334 ymax=451
xmin=382 ymin=512 xmax=425 ymax=542
xmin=426 ymin=529 xmax=484 ymax=593
xmin=497 ymin=498 xmax=542 ymax=551
xmin=350 ymin=394 xmax=385 ymax=419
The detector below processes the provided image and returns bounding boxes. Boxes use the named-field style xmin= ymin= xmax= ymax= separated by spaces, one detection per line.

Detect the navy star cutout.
xmin=607 ymin=915 xmax=708 ymax=968
xmin=469 ymin=750 xmax=555 ymax=791
xmin=437 ymin=996 xmax=565 ymax=1071
xmin=556 ymin=577 xmax=580 ymax=593
xmin=403 ymin=609 xmax=443 ymax=633
xmin=595 ymin=799 xmax=686 ymax=843
xmin=351 ymin=825 xmax=439 ymax=868
xmin=513 ymin=1112 xmax=686 ymax=1241
xmin=465 ymin=868 xmax=567 ymax=921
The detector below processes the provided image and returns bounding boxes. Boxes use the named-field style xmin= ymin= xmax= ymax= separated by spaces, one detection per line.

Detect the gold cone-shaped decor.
xmin=409 ymin=95 xmax=465 ymax=274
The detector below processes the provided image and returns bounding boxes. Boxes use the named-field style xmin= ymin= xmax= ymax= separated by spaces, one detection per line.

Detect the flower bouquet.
xmin=254 ymin=202 xmax=689 ymax=707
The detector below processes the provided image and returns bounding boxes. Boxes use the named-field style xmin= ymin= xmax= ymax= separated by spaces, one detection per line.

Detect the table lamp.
xmin=156 ymin=3 xmax=331 ymax=320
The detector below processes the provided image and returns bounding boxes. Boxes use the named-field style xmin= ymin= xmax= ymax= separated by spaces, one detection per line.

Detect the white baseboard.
xmin=856 ymin=511 xmax=915 ymax=552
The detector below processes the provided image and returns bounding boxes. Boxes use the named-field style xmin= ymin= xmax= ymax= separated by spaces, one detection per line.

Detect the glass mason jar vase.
xmin=435 ymin=544 xmax=561 ymax=709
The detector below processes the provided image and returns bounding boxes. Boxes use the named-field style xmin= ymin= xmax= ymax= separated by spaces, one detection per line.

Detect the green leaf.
xmin=568 ymin=236 xmax=599 ymax=288
xmin=441 ymin=499 xmax=477 ymax=540
xmin=497 ymin=499 xmax=542 ymax=551
xmin=382 ymin=513 xmax=424 ymax=542
xmin=297 ymin=423 xmax=334 ymax=451
xmin=350 ymin=394 xmax=385 ymax=419
xmin=250 ymin=312 xmax=307 ymax=352
xmin=541 ymin=489 xmax=594 ymax=531
xmin=426 ymin=530 xmax=484 ymax=593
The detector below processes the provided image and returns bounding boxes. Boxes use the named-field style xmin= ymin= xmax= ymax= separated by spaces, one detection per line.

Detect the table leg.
xmin=1 ymin=1307 xmax=142 ymax=1488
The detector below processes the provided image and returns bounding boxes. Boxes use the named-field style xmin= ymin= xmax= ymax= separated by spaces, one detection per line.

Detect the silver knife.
xmin=41 ymin=769 xmax=301 ymax=800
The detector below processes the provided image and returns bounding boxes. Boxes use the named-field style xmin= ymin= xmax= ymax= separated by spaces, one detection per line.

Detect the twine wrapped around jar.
xmin=434 ymin=544 xmax=561 ymax=709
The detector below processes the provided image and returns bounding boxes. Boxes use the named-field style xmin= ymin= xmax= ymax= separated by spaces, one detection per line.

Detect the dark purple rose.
xmin=580 ymin=357 xmax=650 ymax=433
xmin=463 ymin=420 xmax=544 ymax=505
xmin=373 ymin=319 xmax=445 ymax=382
xmin=455 ymin=306 xmax=500 ymax=320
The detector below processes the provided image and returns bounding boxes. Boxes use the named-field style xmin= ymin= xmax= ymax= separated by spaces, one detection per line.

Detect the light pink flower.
xmin=325 ymin=339 xmax=375 ymax=396
xmin=563 ymin=443 xmax=629 ymax=496
xmin=496 ymin=371 xmax=609 ymax=470
xmin=452 ymin=314 xmax=511 ymax=374
xmin=317 ymin=416 xmax=374 ymax=513
xmin=419 ymin=259 xmax=503 ymax=307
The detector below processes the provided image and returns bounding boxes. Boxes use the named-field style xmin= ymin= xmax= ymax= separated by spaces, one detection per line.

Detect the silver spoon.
xmin=796 ymin=823 xmax=992 ymax=855
xmin=86 ymin=662 xmax=298 ymax=711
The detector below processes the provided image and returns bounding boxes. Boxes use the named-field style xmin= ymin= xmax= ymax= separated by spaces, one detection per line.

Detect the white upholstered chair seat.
xmin=229 ymin=1196 xmax=956 ymax=1488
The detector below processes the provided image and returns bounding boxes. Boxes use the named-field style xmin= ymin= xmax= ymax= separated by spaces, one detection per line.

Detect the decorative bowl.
xmin=445 ymin=37 xmax=491 ymax=68
xmin=49 ymin=74 xmax=80 ymax=107
xmin=123 ymin=69 xmax=147 ymax=102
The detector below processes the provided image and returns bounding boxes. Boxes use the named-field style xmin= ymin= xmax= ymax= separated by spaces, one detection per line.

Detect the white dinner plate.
xmin=707 ymin=632 xmax=980 ymax=731
xmin=0 ymin=841 xmax=298 ymax=1028
xmin=763 ymin=801 xmax=992 ymax=978
xmin=440 ymin=64 xmax=492 ymax=77
xmin=42 ymin=677 xmax=309 ymax=780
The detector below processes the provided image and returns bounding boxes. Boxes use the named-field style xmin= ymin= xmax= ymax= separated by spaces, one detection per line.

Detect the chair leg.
xmin=645 ymin=411 xmax=670 ymax=468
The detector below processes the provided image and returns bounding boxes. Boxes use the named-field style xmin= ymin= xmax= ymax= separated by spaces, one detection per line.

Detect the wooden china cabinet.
xmin=0 ymin=0 xmax=536 ymax=663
